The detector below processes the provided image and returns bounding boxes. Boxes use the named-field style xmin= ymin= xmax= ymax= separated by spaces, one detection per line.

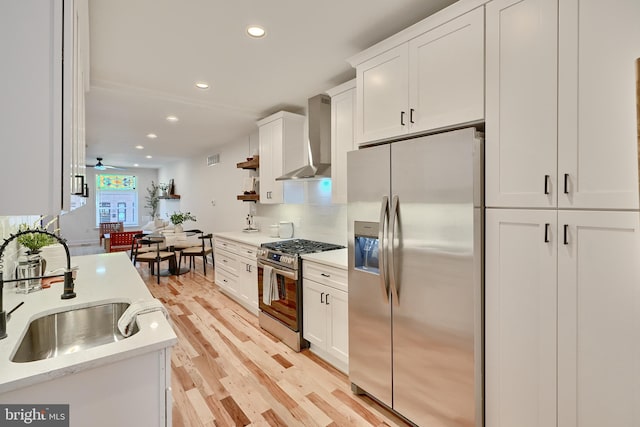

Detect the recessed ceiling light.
xmin=133 ymin=163 xmax=139 ymax=167
xmin=195 ymin=82 xmax=210 ymax=90
xmin=166 ymin=115 xmax=179 ymax=122
xmin=146 ymin=155 xmax=152 ymax=159
xmin=146 ymin=133 xmax=157 ymax=139
xmin=135 ymin=145 xmax=144 ymax=150
xmin=247 ymin=25 xmax=266 ymax=38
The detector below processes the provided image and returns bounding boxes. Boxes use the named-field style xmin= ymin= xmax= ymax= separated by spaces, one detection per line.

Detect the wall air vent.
xmin=207 ymin=153 xmax=220 ymax=166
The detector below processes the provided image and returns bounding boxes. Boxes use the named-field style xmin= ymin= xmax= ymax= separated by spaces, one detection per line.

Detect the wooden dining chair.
xmin=99 ymin=221 xmax=123 ymax=246
xmin=131 ymin=234 xmax=176 ymax=284
xmin=178 ymin=232 xmax=214 ymax=275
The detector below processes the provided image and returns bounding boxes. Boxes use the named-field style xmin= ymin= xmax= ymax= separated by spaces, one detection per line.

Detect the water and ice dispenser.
xmin=354 ymin=221 xmax=380 ymax=274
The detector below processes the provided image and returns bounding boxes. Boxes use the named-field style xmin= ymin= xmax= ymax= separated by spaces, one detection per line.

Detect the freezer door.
xmin=390 ymin=128 xmax=483 ymax=426
xmin=347 ymin=144 xmax=393 ymax=408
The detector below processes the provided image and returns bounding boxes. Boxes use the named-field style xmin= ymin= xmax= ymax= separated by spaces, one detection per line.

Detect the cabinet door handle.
xmin=320 ymin=292 xmax=325 ymax=303
xmin=325 ymin=294 xmax=330 ymax=305
xmin=400 ymin=111 xmax=406 ymax=126
xmin=563 ymin=174 xmax=569 ymax=194
xmin=321 ymin=273 xmax=330 ymax=277
xmin=409 ymin=108 xmax=415 ymax=124
xmin=563 ymin=224 xmax=569 ymax=245
xmin=544 ymin=175 xmax=550 ymax=195
xmin=544 ymin=223 xmax=550 ymax=243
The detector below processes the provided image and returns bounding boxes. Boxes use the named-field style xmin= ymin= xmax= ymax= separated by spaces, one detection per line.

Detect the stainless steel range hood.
xmin=276 ymin=94 xmax=331 ymax=180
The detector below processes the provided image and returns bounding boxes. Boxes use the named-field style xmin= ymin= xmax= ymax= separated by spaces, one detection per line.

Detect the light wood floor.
xmin=133 ymin=258 xmax=410 ymax=427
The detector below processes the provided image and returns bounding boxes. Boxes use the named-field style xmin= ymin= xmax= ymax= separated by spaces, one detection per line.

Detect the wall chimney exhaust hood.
xmin=276 ymin=94 xmax=331 ymax=180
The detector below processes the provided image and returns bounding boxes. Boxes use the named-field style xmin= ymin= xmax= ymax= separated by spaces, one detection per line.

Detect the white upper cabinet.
xmin=327 ymin=79 xmax=356 ymax=204
xmin=355 ymin=45 xmax=409 ymax=144
xmin=408 ymin=7 xmax=484 ymax=133
xmin=558 ymin=0 xmax=640 ymax=210
xmin=0 ymin=0 xmax=87 ymax=215
xmin=257 ymin=111 xmax=305 ymax=204
xmin=1 ymin=0 xmax=65 ymax=215
xmin=351 ymin=6 xmax=485 ymax=145
xmin=485 ymin=0 xmax=558 ymax=208
xmin=487 ymin=0 xmax=640 ymax=210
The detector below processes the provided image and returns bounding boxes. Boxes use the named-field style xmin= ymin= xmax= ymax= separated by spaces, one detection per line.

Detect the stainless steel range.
xmin=257 ymin=239 xmax=344 ymax=351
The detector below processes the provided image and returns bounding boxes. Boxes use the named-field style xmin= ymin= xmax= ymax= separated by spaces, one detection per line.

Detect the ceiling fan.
xmin=87 ymin=157 xmax=124 ymax=171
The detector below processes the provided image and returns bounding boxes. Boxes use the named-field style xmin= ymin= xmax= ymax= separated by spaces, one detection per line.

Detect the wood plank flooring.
xmin=134 ymin=259 xmax=410 ymax=427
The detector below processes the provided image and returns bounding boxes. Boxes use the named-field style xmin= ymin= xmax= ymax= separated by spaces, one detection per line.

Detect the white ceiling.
xmin=86 ymin=0 xmax=458 ymax=169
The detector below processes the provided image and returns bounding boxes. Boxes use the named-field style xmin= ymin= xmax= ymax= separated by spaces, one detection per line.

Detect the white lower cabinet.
xmin=486 ymin=208 xmax=558 ymax=427
xmin=486 ymin=208 xmax=640 ymax=427
xmin=214 ymin=237 xmax=258 ymax=315
xmin=1 ymin=349 xmax=172 ymax=427
xmin=302 ymin=261 xmax=348 ymax=373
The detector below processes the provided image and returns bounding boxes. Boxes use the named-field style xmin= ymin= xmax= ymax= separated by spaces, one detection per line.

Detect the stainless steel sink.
xmin=11 ymin=302 xmax=138 ymax=363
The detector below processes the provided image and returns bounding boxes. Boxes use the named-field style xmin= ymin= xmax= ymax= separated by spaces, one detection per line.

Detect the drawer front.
xmin=215 ymin=238 xmax=239 ymax=253
xmin=303 ymin=261 xmax=348 ymax=292
xmin=215 ymin=266 xmax=237 ymax=291
xmin=215 ymin=248 xmax=240 ymax=276
xmin=237 ymin=242 xmax=258 ymax=260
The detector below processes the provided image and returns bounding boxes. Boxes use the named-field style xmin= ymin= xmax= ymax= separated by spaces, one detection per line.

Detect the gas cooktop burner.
xmin=261 ymin=239 xmax=344 ymax=255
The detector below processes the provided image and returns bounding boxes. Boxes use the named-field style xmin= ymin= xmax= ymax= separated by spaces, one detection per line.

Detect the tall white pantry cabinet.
xmin=485 ymin=1 xmax=640 ymax=427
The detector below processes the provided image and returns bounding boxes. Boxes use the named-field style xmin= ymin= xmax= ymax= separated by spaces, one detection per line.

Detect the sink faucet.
xmin=0 ymin=229 xmax=77 ymax=340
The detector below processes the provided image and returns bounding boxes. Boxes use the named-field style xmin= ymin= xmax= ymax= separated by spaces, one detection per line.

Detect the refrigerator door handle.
xmin=378 ymin=196 xmax=390 ymax=303
xmin=389 ymin=195 xmax=400 ymax=305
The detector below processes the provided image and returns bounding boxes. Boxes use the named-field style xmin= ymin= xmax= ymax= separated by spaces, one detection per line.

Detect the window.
xmin=95 ymin=175 xmax=138 ymax=227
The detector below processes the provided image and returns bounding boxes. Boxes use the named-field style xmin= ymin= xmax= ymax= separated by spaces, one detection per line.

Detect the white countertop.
xmin=301 ymin=248 xmax=348 ymax=270
xmin=213 ymin=231 xmax=287 ymax=247
xmin=0 ymin=252 xmax=177 ymax=394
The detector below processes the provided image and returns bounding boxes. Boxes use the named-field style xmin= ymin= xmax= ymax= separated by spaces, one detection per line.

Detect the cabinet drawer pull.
xmin=544 ymin=223 xmax=550 ymax=243
xmin=320 ymin=292 xmax=325 ymax=304
xmin=409 ymin=108 xmax=415 ymax=124
xmin=563 ymin=173 xmax=569 ymax=194
xmin=325 ymin=294 xmax=330 ymax=305
xmin=320 ymin=273 xmax=330 ymax=277
xmin=563 ymin=224 xmax=569 ymax=245
xmin=544 ymin=175 xmax=550 ymax=195
xmin=400 ymin=111 xmax=406 ymax=126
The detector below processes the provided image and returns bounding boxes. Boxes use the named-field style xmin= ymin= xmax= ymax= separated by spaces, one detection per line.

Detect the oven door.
xmin=257 ymin=259 xmax=299 ymax=331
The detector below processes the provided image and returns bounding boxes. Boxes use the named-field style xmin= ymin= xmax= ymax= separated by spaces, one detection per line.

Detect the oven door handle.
xmin=257 ymin=260 xmax=297 ymax=280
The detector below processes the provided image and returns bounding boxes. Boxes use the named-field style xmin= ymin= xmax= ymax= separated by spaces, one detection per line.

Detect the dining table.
xmin=144 ymin=231 xmax=201 ymax=276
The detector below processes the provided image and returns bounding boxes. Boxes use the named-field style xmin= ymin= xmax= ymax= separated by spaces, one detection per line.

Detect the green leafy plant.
xmin=17 ymin=221 xmax=57 ymax=253
xmin=145 ymin=181 xmax=160 ymax=218
xmin=169 ymin=211 xmax=197 ymax=226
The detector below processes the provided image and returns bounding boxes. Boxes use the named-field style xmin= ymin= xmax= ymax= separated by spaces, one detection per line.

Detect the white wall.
xmin=158 ymin=133 xmax=258 ymax=234
xmin=59 ymin=167 xmax=159 ymax=244
xmin=158 ymin=132 xmax=347 ymax=245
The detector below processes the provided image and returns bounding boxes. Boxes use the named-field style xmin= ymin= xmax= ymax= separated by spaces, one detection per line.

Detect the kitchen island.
xmin=0 ymin=252 xmax=177 ymax=426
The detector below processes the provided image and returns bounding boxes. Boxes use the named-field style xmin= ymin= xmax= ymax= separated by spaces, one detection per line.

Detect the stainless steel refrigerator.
xmin=347 ymin=127 xmax=483 ymax=427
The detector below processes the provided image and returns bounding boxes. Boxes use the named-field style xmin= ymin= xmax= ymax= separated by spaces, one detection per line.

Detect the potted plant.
xmin=17 ymin=223 xmax=57 ymax=255
xmin=145 ymin=181 xmax=160 ymax=219
xmin=169 ymin=211 xmax=197 ymax=233
xmin=158 ymin=183 xmax=169 ymax=197
xmin=16 ymin=221 xmax=58 ymax=293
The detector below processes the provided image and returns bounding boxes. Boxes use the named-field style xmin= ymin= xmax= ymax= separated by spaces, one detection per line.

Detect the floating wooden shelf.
xmin=159 ymin=194 xmax=181 ymax=200
xmin=236 ymin=156 xmax=259 ymax=170
xmin=237 ymin=194 xmax=259 ymax=202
